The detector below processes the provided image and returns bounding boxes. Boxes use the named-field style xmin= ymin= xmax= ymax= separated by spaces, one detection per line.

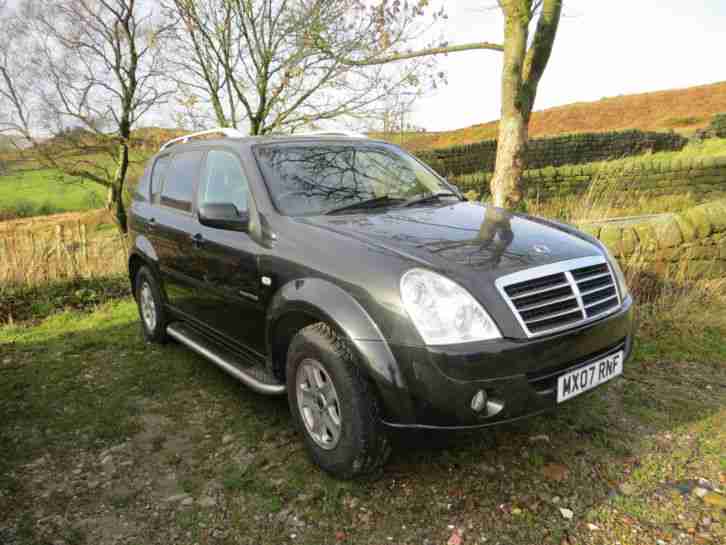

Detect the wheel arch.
xmin=128 ymin=235 xmax=159 ymax=294
xmin=266 ymin=278 xmax=416 ymax=424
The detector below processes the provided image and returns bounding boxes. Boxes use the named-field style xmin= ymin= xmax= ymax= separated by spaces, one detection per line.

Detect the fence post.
xmin=55 ymin=224 xmax=64 ymax=279
xmin=80 ymin=221 xmax=88 ymax=276
xmin=27 ymin=230 xmax=36 ymax=284
xmin=0 ymin=237 xmax=6 ymax=285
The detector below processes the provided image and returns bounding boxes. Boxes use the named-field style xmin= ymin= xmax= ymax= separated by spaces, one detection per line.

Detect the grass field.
xmin=1 ymin=272 xmax=725 ymax=545
xmin=0 ymin=168 xmax=107 ymax=219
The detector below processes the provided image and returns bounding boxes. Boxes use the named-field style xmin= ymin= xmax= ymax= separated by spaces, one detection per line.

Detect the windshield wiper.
xmin=400 ymin=191 xmax=460 ymax=208
xmin=324 ymin=195 xmax=406 ymax=215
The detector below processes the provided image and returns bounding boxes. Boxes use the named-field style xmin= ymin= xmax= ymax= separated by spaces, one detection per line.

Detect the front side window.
xmin=160 ymin=150 xmax=204 ymax=212
xmin=254 ymin=143 xmax=451 ymax=216
xmin=199 ymin=150 xmax=249 ymax=213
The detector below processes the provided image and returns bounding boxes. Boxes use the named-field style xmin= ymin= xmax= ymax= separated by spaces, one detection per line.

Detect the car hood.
xmin=295 ymin=201 xmax=600 ymax=281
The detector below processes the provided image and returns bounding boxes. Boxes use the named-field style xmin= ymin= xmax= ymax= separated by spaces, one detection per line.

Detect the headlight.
xmin=400 ymin=269 xmax=501 ymax=345
xmin=598 ymin=243 xmax=629 ymax=299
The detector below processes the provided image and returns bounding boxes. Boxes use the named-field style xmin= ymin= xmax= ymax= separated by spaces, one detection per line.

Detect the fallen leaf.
xmin=702 ymin=492 xmax=726 ymax=509
xmin=543 ymin=463 xmax=570 ymax=482
xmin=559 ymin=508 xmax=574 ymax=520
xmin=619 ymin=483 xmax=637 ymax=496
xmin=447 ymin=528 xmax=462 ymax=545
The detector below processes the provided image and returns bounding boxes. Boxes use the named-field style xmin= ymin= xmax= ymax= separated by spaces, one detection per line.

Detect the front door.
xmin=154 ymin=149 xmax=206 ymax=317
xmin=191 ymin=149 xmax=267 ymax=356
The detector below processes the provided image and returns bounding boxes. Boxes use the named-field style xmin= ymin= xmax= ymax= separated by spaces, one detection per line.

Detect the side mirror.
xmin=198 ymin=203 xmax=249 ymax=232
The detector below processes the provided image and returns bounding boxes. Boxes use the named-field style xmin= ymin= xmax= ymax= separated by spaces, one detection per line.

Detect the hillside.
xmin=393 ymin=80 xmax=726 ymax=150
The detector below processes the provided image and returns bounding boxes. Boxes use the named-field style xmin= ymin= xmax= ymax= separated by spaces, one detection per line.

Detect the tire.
xmin=286 ymin=323 xmax=390 ymax=479
xmin=134 ymin=265 xmax=169 ymax=344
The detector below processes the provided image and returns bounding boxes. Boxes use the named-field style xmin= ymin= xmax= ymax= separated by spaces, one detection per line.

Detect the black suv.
xmin=128 ymin=129 xmax=635 ymax=478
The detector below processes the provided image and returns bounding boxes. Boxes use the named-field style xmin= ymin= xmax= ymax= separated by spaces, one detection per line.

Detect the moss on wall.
xmin=451 ymin=155 xmax=726 ymax=202
xmin=582 ymin=199 xmax=726 ymax=278
xmin=416 ymin=130 xmax=688 ymax=177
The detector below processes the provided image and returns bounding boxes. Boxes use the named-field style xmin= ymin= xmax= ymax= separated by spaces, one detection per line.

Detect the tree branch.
xmin=522 ymin=0 xmax=562 ymax=90
xmin=338 ymin=41 xmax=504 ymax=66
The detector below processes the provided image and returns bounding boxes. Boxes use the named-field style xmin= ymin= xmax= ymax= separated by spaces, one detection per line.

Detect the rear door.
xmin=154 ymin=148 xmax=206 ymax=317
xmin=191 ymin=148 xmax=267 ymax=355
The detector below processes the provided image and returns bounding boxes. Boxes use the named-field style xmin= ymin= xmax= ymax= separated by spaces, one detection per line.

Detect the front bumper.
xmin=381 ymin=296 xmax=635 ymax=429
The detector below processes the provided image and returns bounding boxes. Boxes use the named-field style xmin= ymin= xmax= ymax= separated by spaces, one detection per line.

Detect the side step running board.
xmin=167 ymin=323 xmax=286 ymax=396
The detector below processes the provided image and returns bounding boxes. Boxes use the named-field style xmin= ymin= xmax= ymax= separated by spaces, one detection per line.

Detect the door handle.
xmin=190 ymin=233 xmax=205 ymax=248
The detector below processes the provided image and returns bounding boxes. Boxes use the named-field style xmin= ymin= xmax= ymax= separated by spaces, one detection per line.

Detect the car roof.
xmin=156 ymin=134 xmax=390 ymax=156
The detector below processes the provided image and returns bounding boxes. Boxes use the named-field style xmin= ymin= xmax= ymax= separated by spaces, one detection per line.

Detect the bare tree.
xmin=163 ymin=0 xmax=437 ymax=135
xmin=8 ymin=0 xmax=175 ymax=231
xmin=325 ymin=0 xmax=563 ymax=209
xmin=376 ymin=86 xmax=423 ymax=146
xmin=0 ymin=0 xmax=37 ymax=145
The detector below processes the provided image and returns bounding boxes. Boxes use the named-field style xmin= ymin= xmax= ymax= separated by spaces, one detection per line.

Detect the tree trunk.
xmin=109 ymin=139 xmax=130 ymax=234
xmin=489 ymin=1 xmax=530 ymax=209
xmin=490 ymin=109 xmax=528 ymax=208
xmin=106 ymin=184 xmax=128 ymax=234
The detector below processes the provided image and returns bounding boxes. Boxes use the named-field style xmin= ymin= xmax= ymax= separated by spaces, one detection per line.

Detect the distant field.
xmin=379 ymin=80 xmax=726 ymax=150
xmin=0 ymin=146 xmax=152 ymax=220
xmin=0 ymin=168 xmax=107 ymax=219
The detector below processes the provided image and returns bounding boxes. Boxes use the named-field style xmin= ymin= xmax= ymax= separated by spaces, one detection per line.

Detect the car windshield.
xmin=254 ymin=142 xmax=454 ymax=216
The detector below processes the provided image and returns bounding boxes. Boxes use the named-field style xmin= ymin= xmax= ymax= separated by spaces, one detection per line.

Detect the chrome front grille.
xmin=496 ymin=256 xmax=621 ymax=338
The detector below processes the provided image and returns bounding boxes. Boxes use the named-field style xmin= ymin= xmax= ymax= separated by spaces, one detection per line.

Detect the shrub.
xmin=0 ymin=199 xmax=63 ymax=221
xmin=709 ymin=113 xmax=726 ymax=138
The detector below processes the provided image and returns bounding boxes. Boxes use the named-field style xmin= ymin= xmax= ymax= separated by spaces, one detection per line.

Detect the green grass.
xmin=0 ymin=168 xmax=106 ymax=218
xmin=0 ymin=148 xmax=152 ymax=220
xmin=1 ymin=280 xmax=725 ymax=544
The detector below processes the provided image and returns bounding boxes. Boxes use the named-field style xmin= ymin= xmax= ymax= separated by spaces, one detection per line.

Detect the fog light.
xmin=471 ymin=390 xmax=487 ymax=412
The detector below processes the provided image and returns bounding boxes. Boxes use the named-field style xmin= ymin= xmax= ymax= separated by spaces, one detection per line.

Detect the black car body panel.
xmin=128 ymin=135 xmax=635 ymax=429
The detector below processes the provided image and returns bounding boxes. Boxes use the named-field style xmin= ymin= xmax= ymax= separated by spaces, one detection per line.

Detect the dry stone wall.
xmin=580 ymin=199 xmax=726 ymax=278
xmin=417 ymin=130 xmax=687 ymax=177
xmin=451 ymin=155 xmax=726 ymax=202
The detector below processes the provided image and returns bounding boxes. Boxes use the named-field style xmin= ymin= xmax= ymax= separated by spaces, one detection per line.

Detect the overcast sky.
xmin=412 ymin=0 xmax=726 ymax=131
xmin=5 ymin=0 xmax=724 ymax=133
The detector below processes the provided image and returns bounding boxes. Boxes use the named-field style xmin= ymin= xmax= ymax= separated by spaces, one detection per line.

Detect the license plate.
xmin=557 ymin=350 xmax=624 ymax=403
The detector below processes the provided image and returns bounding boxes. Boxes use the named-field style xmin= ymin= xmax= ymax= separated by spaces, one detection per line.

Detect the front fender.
xmin=267 ymin=278 xmax=416 ymax=424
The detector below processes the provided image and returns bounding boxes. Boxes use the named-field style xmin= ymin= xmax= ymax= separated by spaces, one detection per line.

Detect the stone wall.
xmin=417 ymin=130 xmax=687 ymax=177
xmin=580 ymin=200 xmax=726 ymax=278
xmin=452 ymin=155 xmax=726 ymax=202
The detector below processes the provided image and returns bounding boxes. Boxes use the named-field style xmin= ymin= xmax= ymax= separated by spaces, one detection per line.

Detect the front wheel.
xmin=286 ymin=323 xmax=390 ymax=479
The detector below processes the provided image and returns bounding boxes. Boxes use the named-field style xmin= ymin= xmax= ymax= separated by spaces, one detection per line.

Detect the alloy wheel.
xmin=295 ymin=358 xmax=342 ymax=450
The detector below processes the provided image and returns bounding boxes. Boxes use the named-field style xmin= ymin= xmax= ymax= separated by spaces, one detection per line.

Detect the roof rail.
xmin=292 ymin=130 xmax=368 ymax=139
xmin=160 ymin=128 xmax=245 ymax=151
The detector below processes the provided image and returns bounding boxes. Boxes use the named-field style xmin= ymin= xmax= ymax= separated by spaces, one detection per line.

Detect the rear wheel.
xmin=286 ymin=323 xmax=390 ymax=479
xmin=135 ymin=266 xmax=169 ymax=344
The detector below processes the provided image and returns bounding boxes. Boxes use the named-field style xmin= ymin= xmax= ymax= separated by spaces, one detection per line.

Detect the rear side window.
xmin=160 ymin=150 xmax=204 ymax=212
xmin=151 ymin=155 xmax=170 ymax=201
